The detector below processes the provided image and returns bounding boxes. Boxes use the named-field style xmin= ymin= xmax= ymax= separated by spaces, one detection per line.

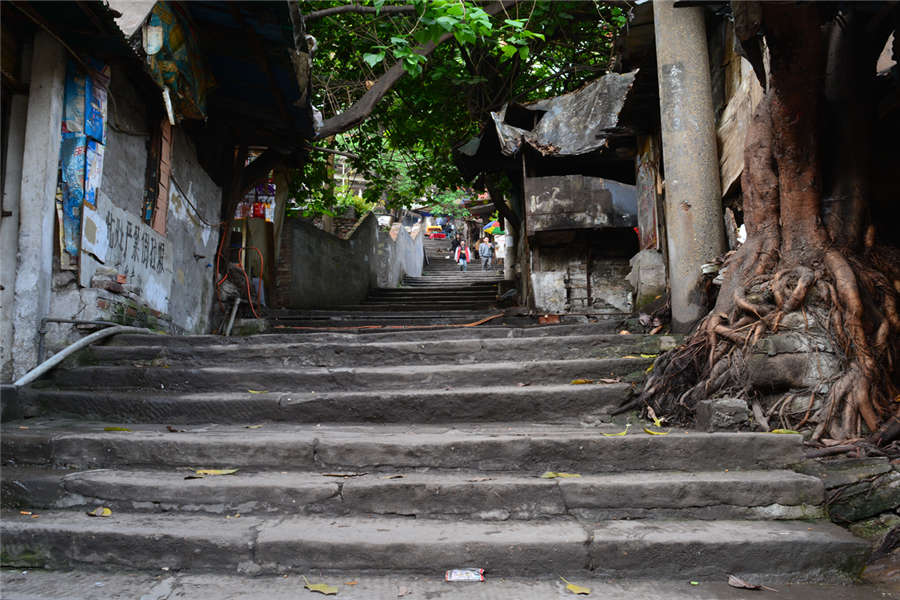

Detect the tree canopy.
xmin=293 ymin=0 xmax=627 ymax=214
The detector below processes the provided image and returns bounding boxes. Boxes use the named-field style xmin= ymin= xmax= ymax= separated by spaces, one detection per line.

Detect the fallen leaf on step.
xmin=466 ymin=477 xmax=494 ymax=482
xmin=640 ymin=353 xmax=658 ymax=359
xmin=622 ymin=355 xmax=639 ymax=359
xmin=322 ymin=472 xmax=368 ymax=478
xmin=727 ymin=574 xmax=777 ymax=592
xmin=618 ymin=330 xmax=630 ymax=335
xmin=345 ymin=581 xmax=358 ymax=586
xmin=598 ymin=378 xmax=621 ymax=384
xmin=570 ymin=378 xmax=594 ymax=385
xmin=602 ymin=424 xmax=630 ymax=437
xmin=18 ymin=426 xmax=28 ymax=430
xmin=19 ymin=511 xmax=32 ymax=515
xmin=382 ymin=474 xmax=404 ymax=479
xmin=166 ymin=425 xmax=185 ymax=433
xmin=246 ymin=424 xmax=263 ymax=429
xmin=247 ymin=389 xmax=267 ymax=394
xmin=103 ymin=426 xmax=130 ymax=432
xmin=560 ymin=577 xmax=591 ymax=595
xmin=303 ymin=575 xmax=338 ymax=595
xmin=517 ymin=382 xmax=530 ymax=387
xmin=650 ymin=325 xmax=664 ymax=334
xmin=642 ymin=427 xmax=669 ymax=436
xmin=539 ymin=314 xmax=561 ymax=324
xmin=86 ymin=506 xmax=112 ymax=517
xmin=195 ymin=468 xmax=239 ymax=476
xmin=647 ymin=407 xmax=665 ymax=428
xmin=769 ymin=429 xmax=800 ymax=434
xmin=541 ymin=471 xmax=581 ymax=479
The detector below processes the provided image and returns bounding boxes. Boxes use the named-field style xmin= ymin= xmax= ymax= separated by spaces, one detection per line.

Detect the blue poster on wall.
xmin=60 ymin=134 xmax=87 ymax=256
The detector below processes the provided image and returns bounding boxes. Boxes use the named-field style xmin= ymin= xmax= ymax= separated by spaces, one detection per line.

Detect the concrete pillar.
xmin=12 ymin=32 xmax=66 ymax=378
xmin=1 ymin=94 xmax=29 ymax=382
xmin=503 ymin=219 xmax=515 ymax=281
xmin=653 ymin=1 xmax=725 ymax=332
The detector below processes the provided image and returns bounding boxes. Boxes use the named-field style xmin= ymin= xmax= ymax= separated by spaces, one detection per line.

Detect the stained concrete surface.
xmin=1 ymin=569 xmax=897 ymax=600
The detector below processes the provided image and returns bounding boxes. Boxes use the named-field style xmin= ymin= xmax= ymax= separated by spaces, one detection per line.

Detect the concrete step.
xmin=83 ymin=334 xmax=671 ymax=368
xmin=0 ymin=510 xmax=867 ymax=580
xmin=24 ymin=383 xmax=632 ymax=424
xmin=3 ymin=467 xmax=823 ymax=520
xmin=43 ymin=357 xmax=653 ymax=392
xmin=107 ymin=323 xmax=635 ymax=346
xmin=1 ymin=422 xmax=804 ymax=472
xmin=2 ymin=570 xmax=892 ymax=600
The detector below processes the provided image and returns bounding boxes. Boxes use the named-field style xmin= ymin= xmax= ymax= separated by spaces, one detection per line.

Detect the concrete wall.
xmin=278 ymin=214 xmax=423 ymax=309
xmin=532 ymin=243 xmax=634 ymax=314
xmin=373 ymin=222 xmax=423 ymax=288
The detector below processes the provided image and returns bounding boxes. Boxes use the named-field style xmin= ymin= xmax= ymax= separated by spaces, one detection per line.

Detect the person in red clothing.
xmin=454 ymin=241 xmax=470 ymax=271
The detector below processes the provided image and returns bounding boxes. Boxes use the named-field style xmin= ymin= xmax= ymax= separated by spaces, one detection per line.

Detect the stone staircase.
xmin=0 ymin=319 xmax=870 ymax=590
xmin=267 ymin=238 xmax=508 ymax=329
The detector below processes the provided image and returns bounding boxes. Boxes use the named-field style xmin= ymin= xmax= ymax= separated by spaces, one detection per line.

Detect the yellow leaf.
xmin=561 ymin=577 xmax=591 ymax=595
xmin=541 ymin=471 xmax=582 ymax=479
xmin=246 ymin=424 xmax=263 ymax=429
xmin=640 ymin=353 xmax=659 ymax=359
xmin=247 ymin=389 xmax=267 ymax=394
xmin=643 ymin=427 xmax=669 ymax=435
xmin=623 ymin=355 xmax=639 ymax=359
xmin=645 ymin=363 xmax=654 ymax=374
xmin=770 ymin=429 xmax=800 ymax=434
xmin=195 ymin=468 xmax=239 ymax=476
xmin=303 ymin=576 xmax=338 ymax=595
xmin=103 ymin=426 xmax=130 ymax=432
xmin=602 ymin=424 xmax=630 ymax=437
xmin=570 ymin=378 xmax=594 ymax=385
xmin=86 ymin=506 xmax=112 ymax=517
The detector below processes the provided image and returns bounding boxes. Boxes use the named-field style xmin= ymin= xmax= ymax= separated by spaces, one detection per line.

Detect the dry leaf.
xmin=650 ymin=325 xmax=664 ymax=335
xmin=246 ymin=424 xmax=263 ymax=429
xmin=382 ymin=474 xmax=404 ymax=479
xmin=19 ymin=511 xmax=32 ymax=515
xmin=166 ymin=425 xmax=185 ymax=433
xmin=303 ymin=575 xmax=338 ymax=595
xmin=643 ymin=427 xmax=669 ymax=435
xmin=517 ymin=382 xmax=530 ymax=387
xmin=598 ymin=378 xmax=621 ymax=384
xmin=345 ymin=581 xmax=358 ymax=586
xmin=561 ymin=577 xmax=591 ymax=595
xmin=247 ymin=389 xmax=267 ymax=394
xmin=602 ymin=424 xmax=630 ymax=437
xmin=618 ymin=330 xmax=631 ymax=335
xmin=195 ymin=468 xmax=239 ymax=476
xmin=103 ymin=426 xmax=130 ymax=432
xmin=86 ymin=506 xmax=112 ymax=517
xmin=770 ymin=429 xmax=800 ymax=435
xmin=727 ymin=574 xmax=777 ymax=592
xmin=18 ymin=426 xmax=29 ymax=430
xmin=541 ymin=471 xmax=581 ymax=479
xmin=570 ymin=378 xmax=594 ymax=385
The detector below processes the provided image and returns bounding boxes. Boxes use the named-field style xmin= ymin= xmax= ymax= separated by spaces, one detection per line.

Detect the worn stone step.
xmin=43 ymin=357 xmax=652 ymax=392
xmin=83 ymin=334 xmax=671 ymax=368
xmin=0 ymin=510 xmax=867 ymax=580
xmin=107 ymin=323 xmax=635 ymax=346
xmin=3 ymin=467 xmax=823 ymax=520
xmin=25 ymin=383 xmax=631 ymax=424
xmin=1 ymin=422 xmax=804 ymax=472
xmin=3 ymin=570 xmax=892 ymax=600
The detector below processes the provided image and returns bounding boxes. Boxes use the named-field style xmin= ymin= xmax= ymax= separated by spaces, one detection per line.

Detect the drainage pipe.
xmin=14 ymin=325 xmax=152 ymax=388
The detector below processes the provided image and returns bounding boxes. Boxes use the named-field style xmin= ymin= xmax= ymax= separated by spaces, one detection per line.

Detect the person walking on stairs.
xmin=478 ymin=237 xmax=494 ymax=270
xmin=455 ymin=241 xmax=470 ymax=271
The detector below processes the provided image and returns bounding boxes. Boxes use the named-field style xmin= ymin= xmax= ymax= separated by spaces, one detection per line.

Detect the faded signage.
xmin=525 ymin=175 xmax=637 ymax=236
xmin=81 ymin=191 xmax=173 ymax=313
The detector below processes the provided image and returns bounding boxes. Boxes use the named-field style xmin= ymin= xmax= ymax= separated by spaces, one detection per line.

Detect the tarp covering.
xmin=145 ymin=2 xmax=215 ymax=122
xmin=489 ymin=70 xmax=638 ymax=158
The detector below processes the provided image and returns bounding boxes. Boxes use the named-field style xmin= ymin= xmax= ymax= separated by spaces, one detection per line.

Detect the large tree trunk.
xmin=642 ymin=2 xmax=900 ymax=445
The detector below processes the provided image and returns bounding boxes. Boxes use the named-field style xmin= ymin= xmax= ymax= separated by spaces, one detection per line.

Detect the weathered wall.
xmin=281 ymin=214 xmax=376 ymax=309
xmin=373 ymin=222 xmax=423 ymax=288
xmin=11 ymin=32 xmax=66 ymax=380
xmin=276 ymin=214 xmax=423 ymax=309
xmin=533 ymin=243 xmax=634 ymax=314
xmin=43 ymin=63 xmax=221 ymax=357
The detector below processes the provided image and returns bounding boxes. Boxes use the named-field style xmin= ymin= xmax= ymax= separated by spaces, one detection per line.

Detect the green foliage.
xmin=296 ymin=0 xmax=626 ymax=216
